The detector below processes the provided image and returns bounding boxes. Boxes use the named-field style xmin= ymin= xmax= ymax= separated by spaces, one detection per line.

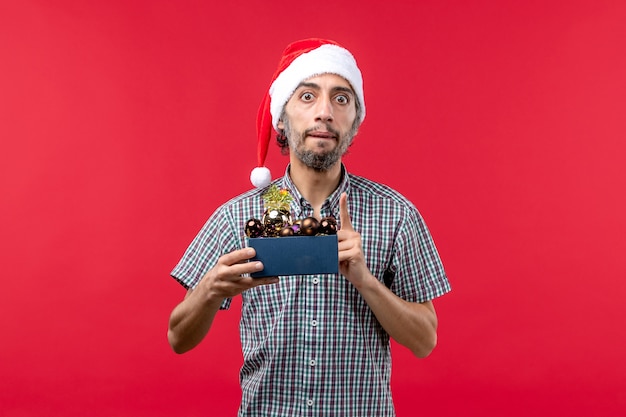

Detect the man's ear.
xmin=277 ymin=119 xmax=284 ymax=130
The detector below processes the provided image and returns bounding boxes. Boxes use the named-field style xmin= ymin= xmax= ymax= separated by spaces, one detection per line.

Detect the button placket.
xmin=300 ymin=244 xmax=321 ymax=414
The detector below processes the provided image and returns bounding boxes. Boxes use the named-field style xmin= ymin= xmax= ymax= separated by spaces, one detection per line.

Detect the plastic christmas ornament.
xmin=263 ymin=209 xmax=291 ymax=237
xmin=319 ymin=217 xmax=338 ymax=235
xmin=291 ymin=219 xmax=302 ymax=235
xmin=300 ymin=217 xmax=320 ymax=236
xmin=279 ymin=226 xmax=295 ymax=237
xmin=245 ymin=218 xmax=264 ymax=238
xmin=261 ymin=184 xmax=294 ymax=236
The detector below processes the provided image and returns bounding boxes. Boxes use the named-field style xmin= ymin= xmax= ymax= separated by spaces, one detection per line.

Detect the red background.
xmin=2 ymin=1 xmax=625 ymax=416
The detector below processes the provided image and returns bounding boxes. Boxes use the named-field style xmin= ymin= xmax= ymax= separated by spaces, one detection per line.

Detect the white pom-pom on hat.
xmin=250 ymin=166 xmax=272 ymax=188
xmin=251 ymin=38 xmax=365 ymax=188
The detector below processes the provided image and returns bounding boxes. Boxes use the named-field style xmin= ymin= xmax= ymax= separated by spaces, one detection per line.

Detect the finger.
xmin=220 ymin=248 xmax=257 ymax=266
xmin=227 ymin=259 xmax=265 ymax=278
xmin=215 ymin=248 xmax=264 ymax=282
xmin=339 ymin=192 xmax=354 ymax=231
xmin=253 ymin=276 xmax=280 ymax=286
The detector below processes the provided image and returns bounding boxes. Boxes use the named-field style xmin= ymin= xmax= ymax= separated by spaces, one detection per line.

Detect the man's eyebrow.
xmin=294 ymin=82 xmax=355 ymax=95
xmin=332 ymin=86 xmax=355 ymax=95
xmin=295 ymin=81 xmax=321 ymax=90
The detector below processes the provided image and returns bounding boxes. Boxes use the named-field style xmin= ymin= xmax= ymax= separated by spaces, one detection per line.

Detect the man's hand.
xmin=337 ymin=192 xmax=370 ymax=284
xmin=168 ymin=248 xmax=277 ymax=354
xmin=199 ymin=248 xmax=278 ymax=299
xmin=336 ymin=193 xmax=439 ymax=357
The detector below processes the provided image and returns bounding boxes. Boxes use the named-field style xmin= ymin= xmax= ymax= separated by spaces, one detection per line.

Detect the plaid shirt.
xmin=171 ymin=165 xmax=451 ymax=417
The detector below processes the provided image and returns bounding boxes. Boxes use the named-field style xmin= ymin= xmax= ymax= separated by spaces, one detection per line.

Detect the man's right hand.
xmin=168 ymin=248 xmax=278 ymax=354
xmin=198 ymin=248 xmax=279 ymax=299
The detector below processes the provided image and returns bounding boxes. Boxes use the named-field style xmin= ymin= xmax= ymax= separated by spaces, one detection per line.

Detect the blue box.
xmin=246 ymin=235 xmax=338 ymax=278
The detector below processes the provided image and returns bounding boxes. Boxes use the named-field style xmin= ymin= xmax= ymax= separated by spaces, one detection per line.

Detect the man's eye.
xmin=335 ymin=95 xmax=348 ymax=104
xmin=301 ymin=92 xmax=314 ymax=101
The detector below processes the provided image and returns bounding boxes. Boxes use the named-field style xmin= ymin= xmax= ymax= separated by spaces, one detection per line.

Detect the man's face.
xmin=278 ymin=73 xmax=359 ymax=171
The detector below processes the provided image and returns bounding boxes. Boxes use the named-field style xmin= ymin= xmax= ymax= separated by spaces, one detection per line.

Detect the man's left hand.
xmin=337 ymin=192 xmax=370 ymax=284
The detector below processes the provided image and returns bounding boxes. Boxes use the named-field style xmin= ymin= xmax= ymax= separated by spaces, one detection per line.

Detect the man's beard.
xmin=282 ymin=118 xmax=356 ymax=172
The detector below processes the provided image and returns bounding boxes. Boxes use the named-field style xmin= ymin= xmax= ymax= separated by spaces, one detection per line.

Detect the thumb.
xmin=339 ymin=192 xmax=353 ymax=231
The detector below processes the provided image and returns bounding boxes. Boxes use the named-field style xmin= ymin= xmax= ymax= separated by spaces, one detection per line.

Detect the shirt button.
xmin=311 ymin=319 xmax=318 ymax=327
xmin=309 ymin=359 xmax=316 ymax=366
xmin=312 ymin=278 xmax=319 ymax=284
xmin=307 ymin=399 xmax=314 ymax=407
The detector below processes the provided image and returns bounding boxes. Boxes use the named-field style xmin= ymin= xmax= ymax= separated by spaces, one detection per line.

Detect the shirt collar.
xmin=279 ymin=164 xmax=351 ymax=219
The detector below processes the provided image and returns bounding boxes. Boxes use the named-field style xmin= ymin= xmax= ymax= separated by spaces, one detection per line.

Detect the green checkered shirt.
xmin=171 ymin=165 xmax=451 ymax=416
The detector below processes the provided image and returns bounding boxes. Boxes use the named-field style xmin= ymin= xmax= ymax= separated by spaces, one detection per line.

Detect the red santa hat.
xmin=250 ymin=38 xmax=366 ymax=188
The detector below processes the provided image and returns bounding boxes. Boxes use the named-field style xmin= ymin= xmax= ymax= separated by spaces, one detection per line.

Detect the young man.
xmin=168 ymin=38 xmax=451 ymax=416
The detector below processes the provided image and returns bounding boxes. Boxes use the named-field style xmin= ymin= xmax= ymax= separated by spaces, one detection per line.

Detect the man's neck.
xmin=288 ymin=157 xmax=342 ymax=218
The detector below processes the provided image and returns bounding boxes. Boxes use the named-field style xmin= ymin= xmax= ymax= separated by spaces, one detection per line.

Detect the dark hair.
xmin=275 ymin=98 xmax=363 ymax=154
xmin=276 ymin=128 xmax=290 ymax=154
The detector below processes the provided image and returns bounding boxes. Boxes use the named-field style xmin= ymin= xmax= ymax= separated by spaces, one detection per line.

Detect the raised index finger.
xmin=339 ymin=192 xmax=353 ymax=231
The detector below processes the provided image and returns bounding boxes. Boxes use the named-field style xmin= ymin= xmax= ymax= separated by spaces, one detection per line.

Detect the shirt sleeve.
xmin=389 ymin=205 xmax=451 ymax=303
xmin=170 ymin=204 xmax=241 ymax=309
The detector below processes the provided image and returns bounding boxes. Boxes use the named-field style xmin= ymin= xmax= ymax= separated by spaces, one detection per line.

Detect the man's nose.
xmin=314 ymin=97 xmax=333 ymax=123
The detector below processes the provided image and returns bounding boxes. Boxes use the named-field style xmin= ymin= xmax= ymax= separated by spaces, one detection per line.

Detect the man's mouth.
xmin=306 ymin=129 xmax=338 ymax=140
